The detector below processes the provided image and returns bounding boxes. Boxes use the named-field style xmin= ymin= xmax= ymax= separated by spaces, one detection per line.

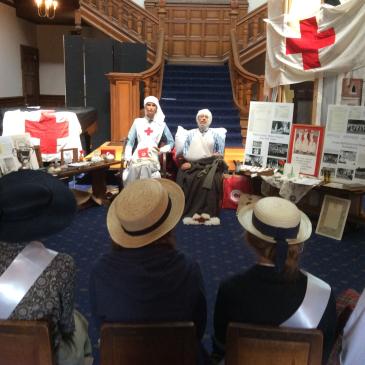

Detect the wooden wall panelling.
xmin=39 ymin=95 xmax=65 ymax=107
xmin=0 ymin=97 xmax=26 ymax=108
xmin=163 ymin=2 xmax=247 ymax=63
xmin=107 ymin=74 xmax=141 ymax=142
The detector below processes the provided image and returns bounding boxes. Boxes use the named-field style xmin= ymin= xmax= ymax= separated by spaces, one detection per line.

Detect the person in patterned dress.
xmin=0 ymin=170 xmax=92 ymax=365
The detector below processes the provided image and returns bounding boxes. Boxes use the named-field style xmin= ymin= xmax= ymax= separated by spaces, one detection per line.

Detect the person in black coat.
xmin=90 ymin=178 xmax=208 ymax=362
xmin=212 ymin=197 xmax=337 ymax=364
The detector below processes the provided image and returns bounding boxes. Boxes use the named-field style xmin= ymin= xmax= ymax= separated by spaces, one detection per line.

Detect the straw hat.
xmin=107 ymin=178 xmax=185 ymax=248
xmin=0 ymin=170 xmax=76 ymax=243
xmin=237 ymin=196 xmax=311 ymax=244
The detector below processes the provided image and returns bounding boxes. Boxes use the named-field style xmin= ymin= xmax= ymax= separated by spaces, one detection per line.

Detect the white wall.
xmin=248 ymin=0 xmax=267 ymax=12
xmin=0 ymin=3 xmax=37 ymax=97
xmin=133 ymin=0 xmax=145 ymax=7
xmin=0 ymin=4 xmax=72 ymax=97
xmin=37 ymin=25 xmax=72 ymax=95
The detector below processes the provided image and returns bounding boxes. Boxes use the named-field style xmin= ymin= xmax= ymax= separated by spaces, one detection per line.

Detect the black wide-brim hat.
xmin=0 ymin=170 xmax=76 ymax=243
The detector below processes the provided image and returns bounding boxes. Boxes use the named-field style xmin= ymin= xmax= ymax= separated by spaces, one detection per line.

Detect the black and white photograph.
xmin=271 ymin=120 xmax=290 ymax=135
xmin=338 ymin=150 xmax=357 ymax=164
xmin=336 ymin=168 xmax=354 ymax=181
xmin=252 ymin=147 xmax=261 ymax=155
xmin=0 ymin=157 xmax=17 ymax=175
xmin=347 ymin=119 xmax=365 ymax=135
xmin=244 ymin=154 xmax=263 ymax=167
xmin=321 ymin=167 xmax=336 ymax=178
xmin=252 ymin=140 xmax=262 ymax=148
xmin=354 ymin=167 xmax=365 ymax=180
xmin=268 ymin=142 xmax=288 ymax=158
xmin=266 ymin=157 xmax=285 ymax=169
xmin=323 ymin=153 xmax=339 ymax=164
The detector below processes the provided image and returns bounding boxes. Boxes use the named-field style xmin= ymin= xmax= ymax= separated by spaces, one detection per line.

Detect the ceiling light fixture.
xmin=35 ymin=0 xmax=58 ymax=19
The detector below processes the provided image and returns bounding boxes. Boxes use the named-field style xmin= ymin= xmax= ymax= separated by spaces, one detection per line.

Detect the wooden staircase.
xmin=78 ymin=0 xmax=268 ymax=147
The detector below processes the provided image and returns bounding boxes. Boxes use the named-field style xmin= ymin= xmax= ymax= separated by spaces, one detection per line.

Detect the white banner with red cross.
xmin=2 ymin=110 xmax=82 ymax=162
xmin=265 ymin=0 xmax=365 ymax=88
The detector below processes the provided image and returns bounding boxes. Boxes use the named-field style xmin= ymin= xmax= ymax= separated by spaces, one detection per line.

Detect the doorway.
xmin=21 ymin=45 xmax=40 ymax=106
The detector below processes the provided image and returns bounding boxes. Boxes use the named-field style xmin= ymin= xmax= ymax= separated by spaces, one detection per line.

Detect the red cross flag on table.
xmin=2 ymin=110 xmax=83 ymax=162
xmin=265 ymin=0 xmax=365 ymax=88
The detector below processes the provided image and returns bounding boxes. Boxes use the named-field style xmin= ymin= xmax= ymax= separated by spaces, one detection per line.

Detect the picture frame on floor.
xmin=316 ymin=195 xmax=351 ymax=241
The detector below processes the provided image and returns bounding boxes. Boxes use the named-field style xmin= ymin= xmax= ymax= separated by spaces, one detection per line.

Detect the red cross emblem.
xmin=138 ymin=148 xmax=149 ymax=158
xmin=25 ymin=112 xmax=69 ymax=154
xmin=286 ymin=17 xmax=335 ymax=70
xmin=144 ymin=127 xmax=153 ymax=136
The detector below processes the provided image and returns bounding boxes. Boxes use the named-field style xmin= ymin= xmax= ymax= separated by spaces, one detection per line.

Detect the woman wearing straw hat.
xmin=212 ymin=197 xmax=337 ymax=364
xmin=0 ymin=170 xmax=92 ymax=365
xmin=89 ymin=178 xmax=208 ymax=360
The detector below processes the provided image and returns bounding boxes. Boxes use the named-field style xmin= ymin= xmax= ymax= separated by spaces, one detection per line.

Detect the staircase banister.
xmin=80 ymin=0 xmax=159 ymax=63
xmin=80 ymin=0 xmax=159 ymax=25
xmin=106 ymin=73 xmax=143 ymax=81
xmin=230 ymin=29 xmax=260 ymax=83
xmin=140 ymin=30 xmax=165 ymax=80
xmin=235 ymin=3 xmax=267 ymax=28
xmin=222 ymin=3 xmax=267 ymax=61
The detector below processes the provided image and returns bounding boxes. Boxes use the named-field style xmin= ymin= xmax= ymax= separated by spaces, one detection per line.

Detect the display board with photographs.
xmin=245 ymin=102 xmax=294 ymax=169
xmin=320 ymin=105 xmax=365 ymax=184
xmin=287 ymin=124 xmax=325 ymax=177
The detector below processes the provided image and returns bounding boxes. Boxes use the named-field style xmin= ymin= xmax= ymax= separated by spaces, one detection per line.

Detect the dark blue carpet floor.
xmin=43 ymin=206 xmax=365 ymax=363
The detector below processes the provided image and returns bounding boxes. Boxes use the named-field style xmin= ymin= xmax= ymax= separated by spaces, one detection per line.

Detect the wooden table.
xmin=298 ymin=183 xmax=365 ymax=225
xmin=244 ymin=173 xmax=365 ymax=224
xmin=50 ymin=160 xmax=120 ymax=203
xmin=85 ymin=141 xmax=124 ymax=170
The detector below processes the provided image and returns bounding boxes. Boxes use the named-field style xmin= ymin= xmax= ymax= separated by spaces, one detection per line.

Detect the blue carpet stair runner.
xmin=160 ymin=64 xmax=242 ymax=147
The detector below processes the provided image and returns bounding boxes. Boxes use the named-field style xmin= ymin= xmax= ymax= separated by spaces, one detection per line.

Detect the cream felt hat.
xmin=107 ymin=178 xmax=185 ymax=248
xmin=237 ymin=196 xmax=312 ymax=244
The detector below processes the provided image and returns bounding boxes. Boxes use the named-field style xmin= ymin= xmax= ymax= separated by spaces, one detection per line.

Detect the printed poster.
xmin=287 ymin=124 xmax=325 ymax=177
xmin=320 ymin=105 xmax=365 ymax=184
xmin=245 ymin=102 xmax=294 ymax=169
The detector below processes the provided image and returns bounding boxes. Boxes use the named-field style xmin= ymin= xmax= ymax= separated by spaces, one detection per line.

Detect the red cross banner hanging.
xmin=2 ymin=110 xmax=83 ymax=162
xmin=265 ymin=0 xmax=365 ymax=88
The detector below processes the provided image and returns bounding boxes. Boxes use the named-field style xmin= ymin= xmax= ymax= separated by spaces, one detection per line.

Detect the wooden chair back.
xmin=100 ymin=322 xmax=198 ymax=365
xmin=0 ymin=320 xmax=54 ymax=365
xmin=33 ymin=145 xmax=43 ymax=167
xmin=225 ymin=323 xmax=323 ymax=365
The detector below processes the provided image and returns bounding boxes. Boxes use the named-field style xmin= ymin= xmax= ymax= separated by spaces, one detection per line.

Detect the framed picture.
xmin=315 ymin=195 xmax=351 ymax=241
xmin=287 ymin=124 xmax=325 ymax=177
xmin=341 ymin=78 xmax=363 ymax=106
